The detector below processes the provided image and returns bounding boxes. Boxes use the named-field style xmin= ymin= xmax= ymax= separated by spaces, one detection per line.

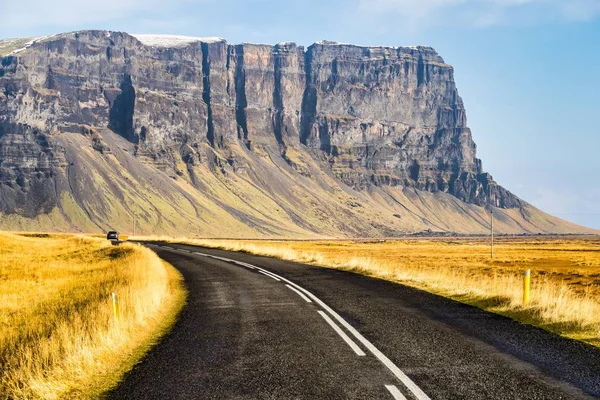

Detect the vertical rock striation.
xmin=0 ymin=30 xmax=570 ymax=236
xmin=300 ymin=42 xmax=517 ymax=208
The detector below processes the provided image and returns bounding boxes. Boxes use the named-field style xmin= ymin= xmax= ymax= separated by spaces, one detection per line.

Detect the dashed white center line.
xmin=213 ymin=255 xmax=235 ymax=262
xmin=164 ymin=246 xmax=174 ymax=250
xmin=385 ymin=385 xmax=408 ymax=400
xmin=233 ymin=261 xmax=256 ymax=270
xmin=285 ymin=284 xmax=312 ymax=303
xmin=318 ymin=311 xmax=366 ymax=356
xmin=257 ymin=270 xmax=281 ymax=281
xmin=260 ymin=270 xmax=282 ymax=280
xmin=291 ymin=283 xmax=431 ymax=400
xmin=162 ymin=246 xmax=431 ymax=400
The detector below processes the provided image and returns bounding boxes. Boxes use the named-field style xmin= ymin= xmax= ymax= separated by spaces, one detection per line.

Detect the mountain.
xmin=0 ymin=31 xmax=593 ymax=237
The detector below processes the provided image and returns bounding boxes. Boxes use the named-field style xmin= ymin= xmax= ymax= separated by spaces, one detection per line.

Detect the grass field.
xmin=138 ymin=235 xmax=600 ymax=347
xmin=0 ymin=232 xmax=186 ymax=399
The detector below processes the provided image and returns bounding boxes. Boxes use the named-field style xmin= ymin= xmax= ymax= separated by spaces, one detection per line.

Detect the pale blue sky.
xmin=2 ymin=0 xmax=599 ymax=229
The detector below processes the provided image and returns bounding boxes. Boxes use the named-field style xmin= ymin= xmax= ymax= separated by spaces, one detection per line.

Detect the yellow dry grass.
xmin=138 ymin=235 xmax=600 ymax=346
xmin=0 ymin=232 xmax=186 ymax=399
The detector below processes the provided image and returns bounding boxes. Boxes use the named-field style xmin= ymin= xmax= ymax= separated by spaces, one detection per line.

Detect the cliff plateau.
xmin=0 ymin=31 xmax=592 ymax=236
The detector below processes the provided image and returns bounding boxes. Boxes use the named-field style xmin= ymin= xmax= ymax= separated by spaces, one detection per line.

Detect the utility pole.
xmin=490 ymin=208 xmax=494 ymax=259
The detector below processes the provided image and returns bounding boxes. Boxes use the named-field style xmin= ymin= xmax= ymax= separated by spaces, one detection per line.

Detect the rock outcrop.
xmin=0 ymin=31 xmax=591 ymax=236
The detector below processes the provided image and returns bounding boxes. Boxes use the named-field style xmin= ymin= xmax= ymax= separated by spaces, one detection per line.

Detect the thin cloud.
xmin=358 ymin=0 xmax=600 ymax=27
xmin=529 ymin=187 xmax=600 ymax=228
xmin=0 ymin=0 xmax=212 ymax=30
xmin=2 ymin=0 xmax=149 ymax=28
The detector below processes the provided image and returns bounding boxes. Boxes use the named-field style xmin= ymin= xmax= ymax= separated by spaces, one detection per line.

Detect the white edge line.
xmin=285 ymin=284 xmax=312 ymax=303
xmin=385 ymin=385 xmax=408 ymax=400
xmin=233 ymin=261 xmax=256 ymax=270
xmin=260 ymin=269 xmax=283 ymax=280
xmin=257 ymin=270 xmax=281 ymax=281
xmin=247 ymin=264 xmax=430 ymax=400
xmin=318 ymin=311 xmax=366 ymax=356
xmin=185 ymin=251 xmax=430 ymax=400
xmin=290 ymin=283 xmax=430 ymax=400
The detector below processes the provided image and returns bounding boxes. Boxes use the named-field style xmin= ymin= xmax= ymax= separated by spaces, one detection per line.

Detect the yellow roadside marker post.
xmin=523 ymin=269 xmax=531 ymax=306
xmin=112 ymin=292 xmax=121 ymax=321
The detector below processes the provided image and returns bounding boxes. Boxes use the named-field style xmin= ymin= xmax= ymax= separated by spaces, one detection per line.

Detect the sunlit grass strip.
xmin=0 ymin=232 xmax=186 ymax=399
xmin=136 ymin=236 xmax=600 ymax=347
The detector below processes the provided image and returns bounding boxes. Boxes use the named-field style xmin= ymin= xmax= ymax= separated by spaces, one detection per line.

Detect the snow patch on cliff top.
xmin=315 ymin=40 xmax=431 ymax=51
xmin=0 ymin=35 xmax=56 ymax=55
xmin=131 ymin=34 xmax=225 ymax=47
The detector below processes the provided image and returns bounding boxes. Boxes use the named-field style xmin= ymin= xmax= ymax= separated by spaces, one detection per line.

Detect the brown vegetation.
xmin=0 ymin=232 xmax=186 ymax=399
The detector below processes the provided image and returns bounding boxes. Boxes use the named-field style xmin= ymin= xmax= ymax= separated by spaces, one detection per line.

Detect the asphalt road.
xmin=108 ymin=243 xmax=600 ymax=399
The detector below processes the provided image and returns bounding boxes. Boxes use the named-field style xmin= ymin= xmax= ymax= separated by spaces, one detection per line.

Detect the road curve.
xmin=108 ymin=243 xmax=600 ymax=399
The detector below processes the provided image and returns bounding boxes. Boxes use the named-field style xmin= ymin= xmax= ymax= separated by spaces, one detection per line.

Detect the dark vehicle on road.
xmin=107 ymin=230 xmax=119 ymax=241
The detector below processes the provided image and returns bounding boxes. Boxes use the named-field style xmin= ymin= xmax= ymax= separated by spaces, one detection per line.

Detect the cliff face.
xmin=0 ymin=31 xmax=589 ymax=236
xmin=300 ymin=42 xmax=520 ymax=208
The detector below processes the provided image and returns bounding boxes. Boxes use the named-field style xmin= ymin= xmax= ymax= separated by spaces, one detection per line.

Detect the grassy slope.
xmin=0 ymin=38 xmax=34 ymax=56
xmin=0 ymin=128 xmax=594 ymax=237
xmin=0 ymin=232 xmax=186 ymax=399
xmin=153 ymin=236 xmax=600 ymax=347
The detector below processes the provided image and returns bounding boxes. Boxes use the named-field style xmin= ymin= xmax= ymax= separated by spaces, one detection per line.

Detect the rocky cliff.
xmin=0 ymin=31 xmax=591 ymax=236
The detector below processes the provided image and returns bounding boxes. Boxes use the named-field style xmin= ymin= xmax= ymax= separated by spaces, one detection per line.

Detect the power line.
xmin=548 ymin=213 xmax=600 ymax=215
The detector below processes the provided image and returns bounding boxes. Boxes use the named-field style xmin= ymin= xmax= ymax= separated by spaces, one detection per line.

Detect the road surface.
xmin=109 ymin=242 xmax=600 ymax=399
